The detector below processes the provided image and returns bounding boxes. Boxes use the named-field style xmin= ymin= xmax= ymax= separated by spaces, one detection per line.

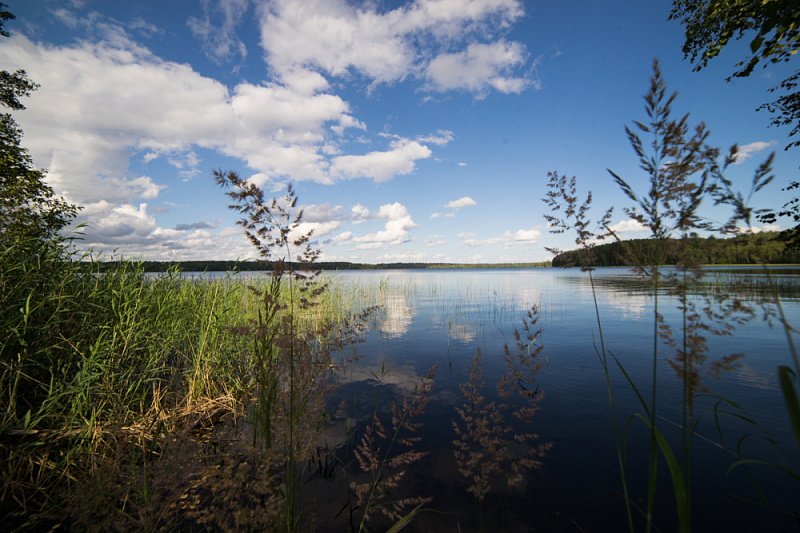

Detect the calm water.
xmin=321 ymin=267 xmax=800 ymax=532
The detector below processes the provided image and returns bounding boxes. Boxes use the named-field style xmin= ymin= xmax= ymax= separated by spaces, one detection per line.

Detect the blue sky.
xmin=3 ymin=0 xmax=797 ymax=263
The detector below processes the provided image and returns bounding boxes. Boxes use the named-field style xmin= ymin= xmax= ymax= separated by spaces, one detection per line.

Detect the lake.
xmin=315 ymin=266 xmax=800 ymax=532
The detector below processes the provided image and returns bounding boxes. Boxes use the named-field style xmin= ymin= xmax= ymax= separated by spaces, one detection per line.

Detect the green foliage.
xmin=0 ymin=3 xmax=81 ymax=390
xmin=0 ymin=115 xmax=78 ymax=249
xmin=670 ymin=0 xmax=800 ymax=246
xmin=552 ymin=231 xmax=800 ymax=267
xmin=0 ymin=3 xmax=76 ymax=253
xmin=0 ymin=1 xmax=84 ymax=431
xmin=669 ymin=0 xmax=800 ymax=147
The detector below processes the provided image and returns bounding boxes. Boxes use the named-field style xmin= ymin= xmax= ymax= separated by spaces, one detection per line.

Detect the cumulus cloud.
xmin=737 ymin=224 xmax=782 ymax=234
xmin=257 ymin=0 xmax=530 ymax=95
xmin=352 ymin=202 xmax=417 ymax=249
xmin=446 ymin=196 xmax=477 ymax=209
xmin=291 ymin=220 xmax=342 ymax=241
xmin=501 ymin=228 xmax=541 ymax=248
xmin=1 ymin=26 xmax=442 ymax=208
xmin=330 ymin=139 xmax=432 ymax=182
xmin=459 ymin=227 xmax=540 ymax=248
xmin=608 ymin=219 xmax=648 ymax=234
xmin=71 ymin=201 xmax=252 ymax=260
xmin=351 ymin=204 xmax=370 ymax=223
xmin=437 ymin=196 xmax=476 ymax=218
xmin=425 ymin=40 xmax=530 ymax=96
xmin=3 ymin=1 xmax=537 ymax=261
xmin=330 ymin=231 xmax=353 ymax=245
xmin=302 ymin=203 xmax=349 ymax=223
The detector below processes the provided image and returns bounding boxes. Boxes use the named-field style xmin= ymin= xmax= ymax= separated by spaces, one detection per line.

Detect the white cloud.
xmin=438 ymin=195 xmax=476 ymax=217
xmin=257 ymin=0 xmax=530 ymax=96
xmin=292 ymin=220 xmax=342 ymax=241
xmin=459 ymin=227 xmax=540 ymax=248
xmin=2 ymin=1 xmax=538 ymax=261
xmin=430 ymin=212 xmax=442 ymax=219
xmin=737 ymin=224 xmax=782 ymax=234
xmin=0 ymin=25 xmax=457 ymax=268
xmin=168 ymin=150 xmax=202 ymax=181
xmin=462 ymin=236 xmax=504 ymax=247
xmin=258 ymin=0 xmax=414 ymax=85
xmin=425 ymin=40 xmax=529 ymax=95
xmin=608 ymin=219 xmax=648 ymax=234
xmin=732 ymin=141 xmax=777 ymax=164
xmin=187 ymin=0 xmax=249 ymax=64
xmin=330 ymin=231 xmax=353 ymax=245
xmin=302 ymin=203 xmax=348 ymax=223
xmin=281 ymin=67 xmax=330 ymax=96
xmin=446 ymin=196 xmax=476 ymax=209
xmin=71 ymin=200 xmax=254 ymax=261
xmin=329 ymin=139 xmax=432 ymax=182
xmin=331 ymin=113 xmax=367 ymax=136
xmin=501 ymin=228 xmax=541 ymax=248
xmin=352 ymin=202 xmax=417 ymax=248
xmin=351 ymin=204 xmax=370 ymax=223
xmin=1 ymin=28 xmax=426 ymax=208
xmin=415 ymin=129 xmax=454 ymax=146
xmin=129 ymin=17 xmax=165 ymax=38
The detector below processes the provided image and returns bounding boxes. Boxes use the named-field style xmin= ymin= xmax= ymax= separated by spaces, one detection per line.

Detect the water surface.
xmin=325 ymin=266 xmax=800 ymax=532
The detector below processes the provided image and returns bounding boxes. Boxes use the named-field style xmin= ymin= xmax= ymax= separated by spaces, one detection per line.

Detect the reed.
xmin=541 ymin=59 xmax=796 ymax=532
xmin=0 ymin=229 xmax=402 ymax=530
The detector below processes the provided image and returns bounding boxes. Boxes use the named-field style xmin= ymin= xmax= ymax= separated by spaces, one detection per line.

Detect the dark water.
xmin=325 ymin=267 xmax=800 ymax=533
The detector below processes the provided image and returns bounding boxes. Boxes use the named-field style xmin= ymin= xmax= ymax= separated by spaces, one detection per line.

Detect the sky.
xmin=2 ymin=0 xmax=798 ymax=264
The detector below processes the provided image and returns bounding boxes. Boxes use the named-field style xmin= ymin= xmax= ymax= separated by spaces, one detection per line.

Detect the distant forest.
xmin=86 ymin=259 xmax=553 ymax=273
xmin=83 ymin=232 xmax=800 ymax=272
xmin=551 ymin=231 xmax=800 ymax=267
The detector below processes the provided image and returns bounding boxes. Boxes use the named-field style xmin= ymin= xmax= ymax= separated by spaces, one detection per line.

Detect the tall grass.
xmin=542 ymin=59 xmax=796 ymax=532
xmin=0 ymin=233 xmax=399 ymax=530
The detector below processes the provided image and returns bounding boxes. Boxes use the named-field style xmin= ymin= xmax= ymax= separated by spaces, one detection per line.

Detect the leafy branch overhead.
xmin=0 ymin=2 xmax=78 ymax=250
xmin=669 ymin=0 xmax=800 ymax=147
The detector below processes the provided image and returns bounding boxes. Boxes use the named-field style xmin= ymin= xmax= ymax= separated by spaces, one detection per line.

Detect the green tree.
xmin=670 ymin=1 xmax=799 ymax=243
xmin=669 ymin=0 xmax=799 ymax=147
xmin=0 ymin=3 xmax=78 ymax=249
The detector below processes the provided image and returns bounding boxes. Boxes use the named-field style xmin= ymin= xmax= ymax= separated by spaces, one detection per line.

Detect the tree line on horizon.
xmin=552 ymin=231 xmax=800 ymax=267
xmin=84 ymin=259 xmax=554 ymax=273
